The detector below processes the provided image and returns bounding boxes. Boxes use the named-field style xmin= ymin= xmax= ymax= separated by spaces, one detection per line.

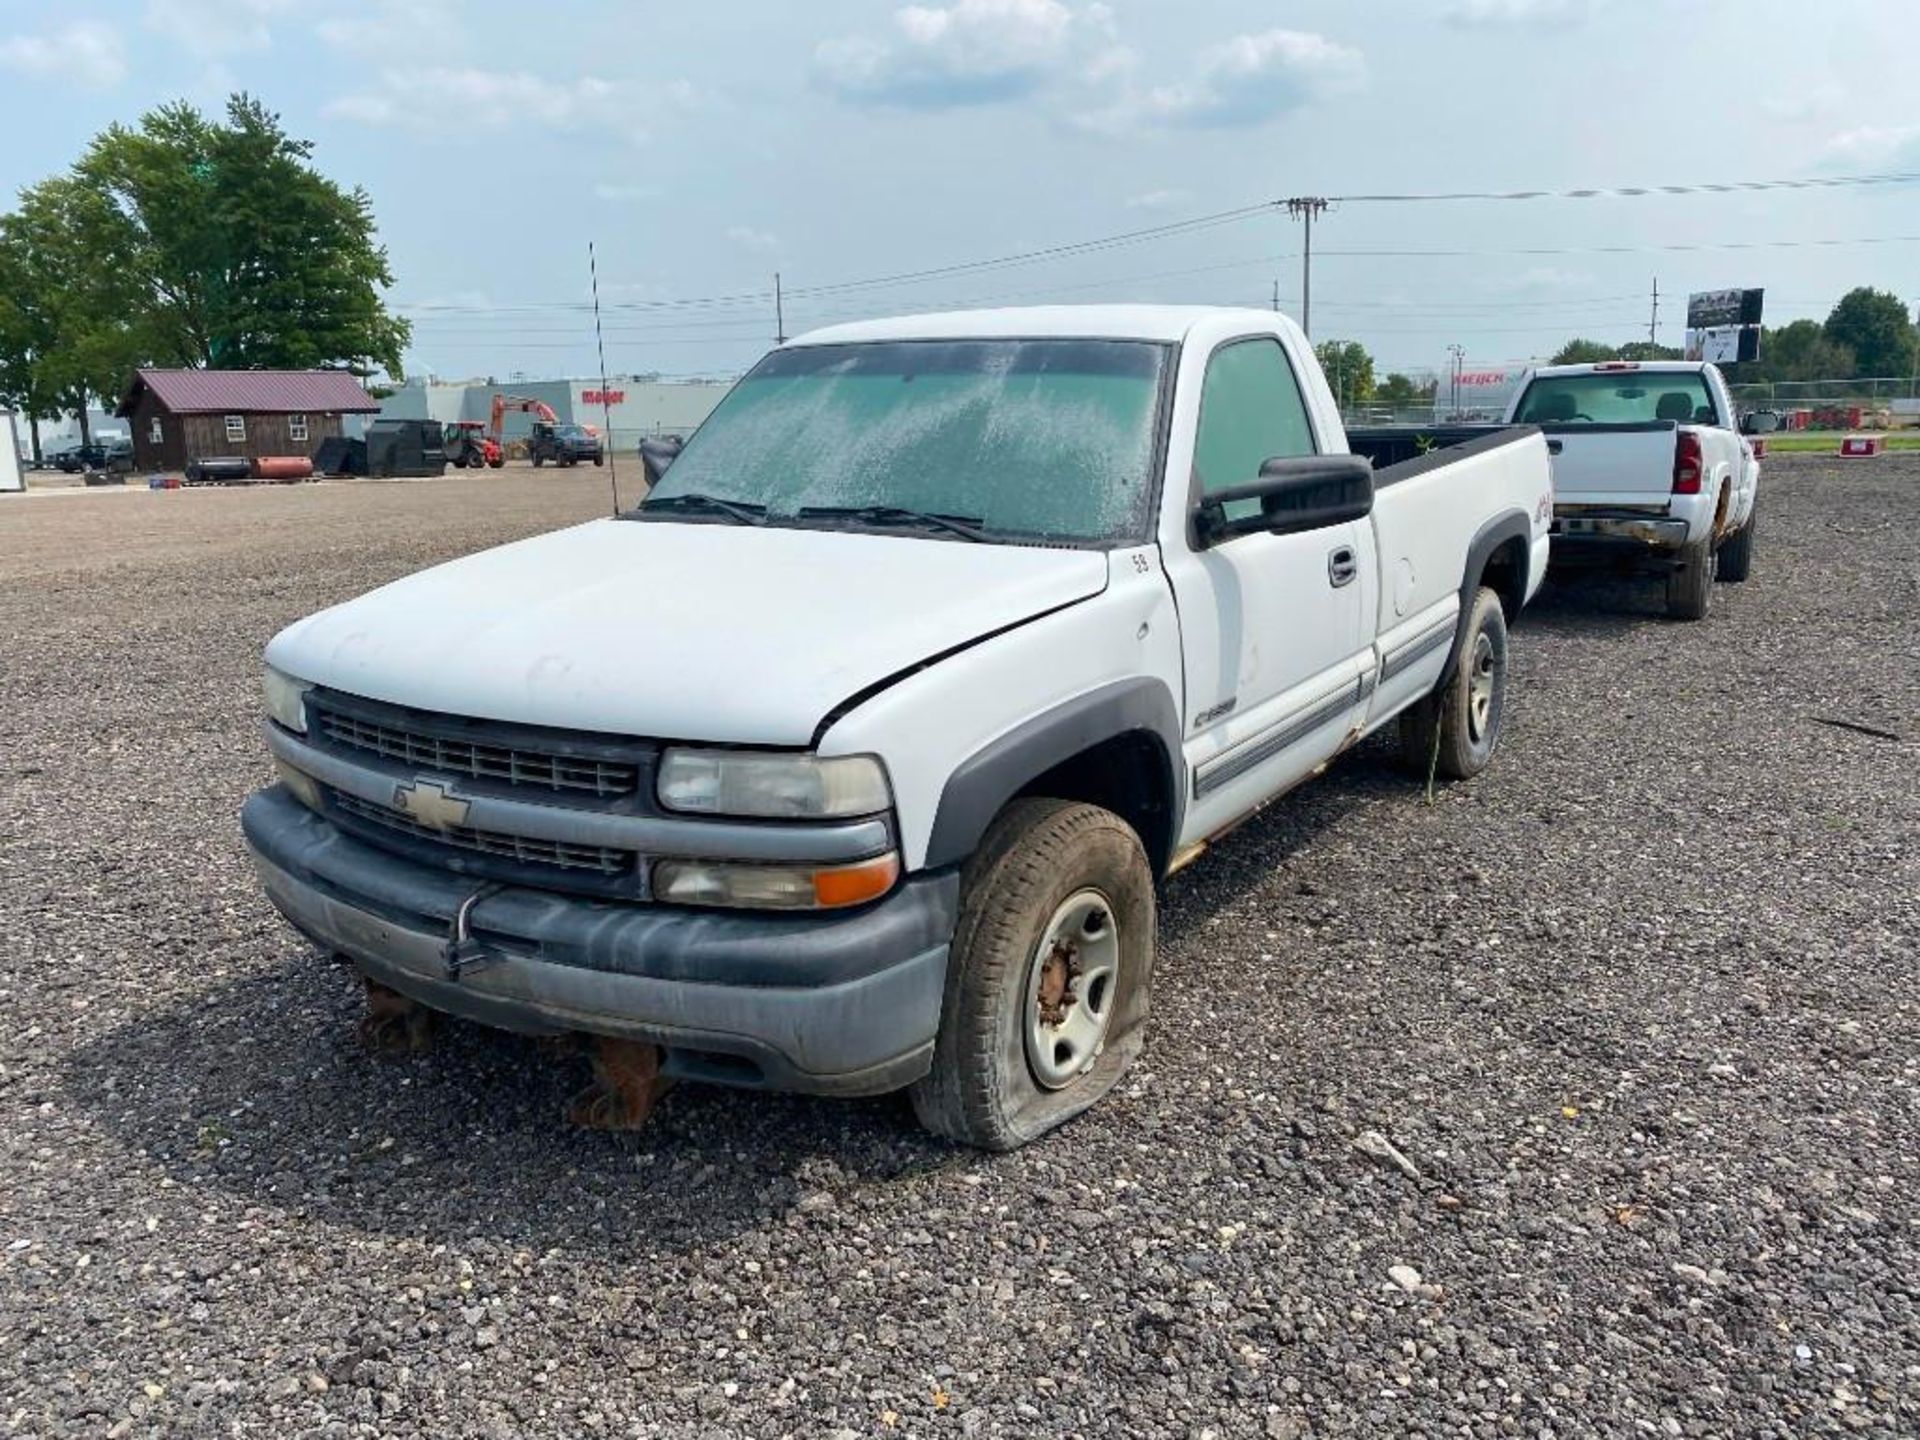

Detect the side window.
xmin=1192 ymin=339 xmax=1316 ymax=522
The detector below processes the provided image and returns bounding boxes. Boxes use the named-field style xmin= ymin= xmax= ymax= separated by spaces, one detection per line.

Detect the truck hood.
xmin=266 ymin=518 xmax=1109 ymax=744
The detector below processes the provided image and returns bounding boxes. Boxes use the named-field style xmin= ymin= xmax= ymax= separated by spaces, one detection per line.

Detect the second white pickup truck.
xmin=1505 ymin=360 xmax=1762 ymax=619
xmin=243 ymin=306 xmax=1553 ymax=1149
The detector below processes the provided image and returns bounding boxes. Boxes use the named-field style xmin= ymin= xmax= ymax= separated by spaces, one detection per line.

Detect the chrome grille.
xmin=330 ymin=791 xmax=631 ymax=876
xmin=315 ymin=709 xmax=637 ymax=797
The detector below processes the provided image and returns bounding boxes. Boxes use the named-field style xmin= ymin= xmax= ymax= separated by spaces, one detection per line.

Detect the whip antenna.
xmin=589 ymin=240 xmax=620 ymax=514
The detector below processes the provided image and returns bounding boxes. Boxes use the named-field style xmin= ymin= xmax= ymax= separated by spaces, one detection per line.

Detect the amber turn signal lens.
xmin=811 ymin=853 xmax=901 ymax=909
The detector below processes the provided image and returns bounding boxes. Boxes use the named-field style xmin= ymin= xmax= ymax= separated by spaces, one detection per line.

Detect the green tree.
xmin=1616 ymin=340 xmax=1682 ymax=362
xmin=1550 ymin=338 xmax=1618 ymax=365
xmin=0 ymin=179 xmax=147 ymax=446
xmin=72 ymin=93 xmax=409 ymax=376
xmin=1758 ymin=319 xmax=1855 ymax=382
xmin=1376 ymin=371 xmax=1429 ymax=407
xmin=1314 ymin=339 xmax=1376 ymax=408
xmin=1822 ymin=287 xmax=1916 ymax=378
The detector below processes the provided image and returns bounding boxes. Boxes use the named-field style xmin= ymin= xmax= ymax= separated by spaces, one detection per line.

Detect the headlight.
xmin=657 ymin=749 xmax=890 ymax=819
xmin=653 ymin=853 xmax=900 ymax=910
xmin=263 ymin=665 xmax=312 ymax=733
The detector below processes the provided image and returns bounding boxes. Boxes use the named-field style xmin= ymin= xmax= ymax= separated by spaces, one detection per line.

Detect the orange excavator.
xmin=489 ymin=393 xmax=605 ymax=468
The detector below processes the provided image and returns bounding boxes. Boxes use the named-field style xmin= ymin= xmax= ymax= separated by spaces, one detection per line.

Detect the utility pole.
xmin=1285 ymin=197 xmax=1330 ymax=338
xmin=1446 ymin=343 xmax=1465 ymax=419
xmin=774 ymin=272 xmax=786 ymax=345
xmin=1649 ymin=276 xmax=1660 ymax=347
xmin=1271 ymin=278 xmax=1281 ymax=313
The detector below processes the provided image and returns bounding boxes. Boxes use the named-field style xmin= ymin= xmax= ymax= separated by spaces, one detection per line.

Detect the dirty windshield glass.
xmin=1515 ymin=372 xmax=1717 ymax=426
xmin=643 ymin=339 xmax=1169 ymax=544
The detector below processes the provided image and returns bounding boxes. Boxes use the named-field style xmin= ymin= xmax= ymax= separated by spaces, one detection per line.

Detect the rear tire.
xmin=1666 ymin=539 xmax=1714 ymax=619
xmin=1716 ymin=503 xmax=1756 ymax=583
xmin=1397 ymin=585 xmax=1509 ymax=782
xmin=909 ymin=799 xmax=1154 ymax=1151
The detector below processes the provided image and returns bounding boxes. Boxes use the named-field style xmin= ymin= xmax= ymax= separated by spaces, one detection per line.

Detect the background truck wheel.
xmin=1716 ymin=505 xmax=1756 ymax=583
xmin=910 ymin=798 xmax=1154 ymax=1151
xmin=1398 ymin=584 xmax=1509 ymax=782
xmin=531 ymin=453 xmax=544 ymax=468
xmin=1666 ymin=539 xmax=1714 ymax=619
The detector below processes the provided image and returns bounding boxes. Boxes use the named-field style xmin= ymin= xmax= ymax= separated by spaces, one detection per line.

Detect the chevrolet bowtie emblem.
xmin=391 ymin=778 xmax=471 ymax=830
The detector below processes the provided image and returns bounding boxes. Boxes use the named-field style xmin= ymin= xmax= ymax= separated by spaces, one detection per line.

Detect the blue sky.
xmin=2 ymin=0 xmax=1916 ymax=382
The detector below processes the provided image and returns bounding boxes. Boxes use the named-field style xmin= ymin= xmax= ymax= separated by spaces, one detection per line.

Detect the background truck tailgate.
xmin=1543 ymin=421 xmax=1678 ymax=505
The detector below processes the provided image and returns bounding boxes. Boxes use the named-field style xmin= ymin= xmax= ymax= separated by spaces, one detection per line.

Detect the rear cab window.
xmin=1516 ymin=371 xmax=1719 ymax=427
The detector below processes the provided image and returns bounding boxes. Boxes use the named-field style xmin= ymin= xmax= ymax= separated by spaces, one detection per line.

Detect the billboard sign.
xmin=1684 ymin=326 xmax=1762 ymax=364
xmin=1686 ymin=288 xmax=1764 ymax=329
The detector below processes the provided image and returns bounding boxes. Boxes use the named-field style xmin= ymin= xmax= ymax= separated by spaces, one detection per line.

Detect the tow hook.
xmin=443 ymin=883 xmax=506 ymax=980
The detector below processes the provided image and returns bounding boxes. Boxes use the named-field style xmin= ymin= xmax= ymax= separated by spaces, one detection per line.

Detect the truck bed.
xmin=1344 ymin=423 xmax=1537 ymax=480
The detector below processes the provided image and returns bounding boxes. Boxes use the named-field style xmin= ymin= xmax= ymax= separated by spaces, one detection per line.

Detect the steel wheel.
xmin=1024 ymin=889 xmax=1119 ymax=1090
xmin=1466 ymin=630 xmax=1497 ymax=744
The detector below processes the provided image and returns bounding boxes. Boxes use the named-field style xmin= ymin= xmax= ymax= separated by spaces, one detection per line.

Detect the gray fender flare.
xmin=1441 ymin=509 xmax=1532 ymax=686
xmin=923 ymin=677 xmax=1184 ymax=871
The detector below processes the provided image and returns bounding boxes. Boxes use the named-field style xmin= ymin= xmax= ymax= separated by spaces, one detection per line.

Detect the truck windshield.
xmin=1515 ymin=372 xmax=1716 ymax=426
xmin=643 ymin=339 xmax=1169 ymax=544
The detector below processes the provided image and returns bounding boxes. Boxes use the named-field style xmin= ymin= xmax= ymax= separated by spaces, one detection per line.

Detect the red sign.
xmin=582 ymin=389 xmax=625 ymax=406
xmin=1839 ymin=435 xmax=1883 ymax=458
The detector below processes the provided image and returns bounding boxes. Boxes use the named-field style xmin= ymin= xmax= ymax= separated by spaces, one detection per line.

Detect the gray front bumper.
xmin=242 ymin=787 xmax=956 ymax=1096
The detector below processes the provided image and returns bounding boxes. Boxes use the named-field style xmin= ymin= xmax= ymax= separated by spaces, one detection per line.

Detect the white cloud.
xmin=1819 ymin=123 xmax=1920 ymax=170
xmin=1124 ymin=188 xmax=1192 ymax=211
xmin=145 ymin=0 xmax=301 ymax=56
xmin=0 ymin=20 xmax=128 ymax=88
xmin=1441 ymin=0 xmax=1590 ymax=27
xmin=725 ymin=225 xmax=781 ymax=254
xmin=326 ymin=69 xmax=632 ymax=139
xmin=1079 ymin=29 xmax=1363 ymax=133
xmin=814 ymin=0 xmax=1104 ymax=107
xmin=315 ymin=0 xmax=458 ymax=52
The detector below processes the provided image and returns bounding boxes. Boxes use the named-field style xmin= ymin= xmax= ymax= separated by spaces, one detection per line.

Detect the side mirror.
xmin=1739 ymin=410 xmax=1779 ymax=435
xmin=1194 ymin=454 xmax=1374 ymax=547
xmin=639 ymin=434 xmax=684 ymax=487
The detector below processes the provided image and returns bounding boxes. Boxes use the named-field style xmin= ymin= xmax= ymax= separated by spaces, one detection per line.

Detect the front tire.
xmin=1716 ymin=503 xmax=1756 ymax=583
xmin=910 ymin=799 xmax=1154 ymax=1151
xmin=1666 ymin=538 xmax=1714 ymax=619
xmin=1398 ymin=584 xmax=1509 ymax=781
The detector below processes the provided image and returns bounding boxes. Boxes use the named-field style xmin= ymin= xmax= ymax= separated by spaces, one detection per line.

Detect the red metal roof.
xmin=117 ymin=368 xmax=381 ymax=417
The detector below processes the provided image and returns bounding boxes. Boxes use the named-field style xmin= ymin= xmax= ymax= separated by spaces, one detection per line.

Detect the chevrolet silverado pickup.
xmin=243 ymin=306 xmax=1553 ymax=1150
xmin=1505 ymin=360 xmax=1761 ymax=619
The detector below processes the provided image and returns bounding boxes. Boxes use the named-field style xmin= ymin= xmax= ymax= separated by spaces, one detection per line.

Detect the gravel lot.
xmin=2 ymin=458 xmax=1914 ymax=1438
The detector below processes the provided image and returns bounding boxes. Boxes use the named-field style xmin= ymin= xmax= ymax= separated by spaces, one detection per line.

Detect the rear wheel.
xmin=1716 ymin=503 xmax=1756 ymax=583
xmin=1666 ymin=538 xmax=1714 ymax=619
xmin=909 ymin=799 xmax=1154 ymax=1151
xmin=1398 ymin=585 xmax=1509 ymax=781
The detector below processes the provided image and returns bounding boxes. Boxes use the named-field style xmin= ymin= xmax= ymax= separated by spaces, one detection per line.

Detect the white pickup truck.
xmin=1504 ymin=360 xmax=1762 ymax=619
xmin=243 ymin=306 xmax=1552 ymax=1149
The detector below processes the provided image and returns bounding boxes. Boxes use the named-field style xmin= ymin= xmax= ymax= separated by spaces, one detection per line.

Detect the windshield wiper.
xmin=796 ymin=504 xmax=990 ymax=543
xmin=632 ymin=492 xmax=766 ymax=526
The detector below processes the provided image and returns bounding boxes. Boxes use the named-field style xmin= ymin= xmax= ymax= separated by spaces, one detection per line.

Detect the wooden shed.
xmin=116 ymin=369 xmax=381 ymax=474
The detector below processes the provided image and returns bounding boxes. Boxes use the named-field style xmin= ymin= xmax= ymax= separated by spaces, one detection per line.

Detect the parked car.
xmin=242 ymin=306 xmax=1554 ymax=1149
xmin=1504 ymin=360 xmax=1761 ymax=619
xmin=529 ymin=421 xmax=604 ymax=467
xmin=53 ymin=437 xmax=132 ymax=473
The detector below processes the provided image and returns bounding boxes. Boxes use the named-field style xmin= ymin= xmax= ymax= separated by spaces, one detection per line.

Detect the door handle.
xmin=1547 ymin=439 xmax=1563 ymax=455
xmin=1327 ymin=546 xmax=1358 ymax=588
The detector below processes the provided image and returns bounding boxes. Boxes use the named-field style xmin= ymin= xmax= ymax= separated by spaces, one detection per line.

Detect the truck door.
xmin=1163 ymin=335 xmax=1369 ymax=841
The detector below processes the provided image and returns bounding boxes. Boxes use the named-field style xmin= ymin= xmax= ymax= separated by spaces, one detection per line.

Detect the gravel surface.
xmin=2 ymin=458 xmax=1915 ymax=1438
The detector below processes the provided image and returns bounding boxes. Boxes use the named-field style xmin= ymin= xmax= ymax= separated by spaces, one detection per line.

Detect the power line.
xmin=1332 ymin=171 xmax=1920 ymax=203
